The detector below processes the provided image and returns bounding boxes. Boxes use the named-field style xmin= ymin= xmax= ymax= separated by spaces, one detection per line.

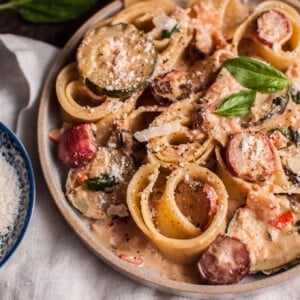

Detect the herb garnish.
xmin=215 ymin=56 xmax=289 ymax=117
xmin=0 ymin=0 xmax=98 ymax=23
xmin=161 ymin=24 xmax=179 ymax=39
xmin=215 ymin=90 xmax=256 ymax=117
xmin=224 ymin=56 xmax=288 ymax=93
xmin=85 ymin=174 xmax=118 ymax=192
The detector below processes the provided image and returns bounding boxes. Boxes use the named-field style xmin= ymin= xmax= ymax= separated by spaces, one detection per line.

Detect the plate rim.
xmin=0 ymin=122 xmax=36 ymax=267
xmin=37 ymin=0 xmax=300 ymax=296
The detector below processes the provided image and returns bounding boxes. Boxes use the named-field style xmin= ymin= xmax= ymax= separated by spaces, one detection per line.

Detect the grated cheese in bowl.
xmin=0 ymin=155 xmax=20 ymax=236
xmin=0 ymin=122 xmax=35 ymax=267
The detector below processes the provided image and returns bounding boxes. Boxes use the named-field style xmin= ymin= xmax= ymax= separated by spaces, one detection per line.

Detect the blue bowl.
xmin=0 ymin=122 xmax=35 ymax=267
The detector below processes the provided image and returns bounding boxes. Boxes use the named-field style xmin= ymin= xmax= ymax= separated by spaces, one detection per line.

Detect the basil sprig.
xmin=215 ymin=90 xmax=256 ymax=117
xmin=215 ymin=56 xmax=288 ymax=117
xmin=85 ymin=174 xmax=118 ymax=192
xmin=224 ymin=56 xmax=288 ymax=93
xmin=0 ymin=0 xmax=98 ymax=23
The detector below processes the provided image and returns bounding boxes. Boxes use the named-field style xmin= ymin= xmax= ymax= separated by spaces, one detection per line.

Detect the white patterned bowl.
xmin=0 ymin=122 xmax=35 ymax=267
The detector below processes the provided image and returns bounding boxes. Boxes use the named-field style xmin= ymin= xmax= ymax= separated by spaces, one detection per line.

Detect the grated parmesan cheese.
xmin=0 ymin=156 xmax=20 ymax=236
xmin=241 ymin=136 xmax=255 ymax=154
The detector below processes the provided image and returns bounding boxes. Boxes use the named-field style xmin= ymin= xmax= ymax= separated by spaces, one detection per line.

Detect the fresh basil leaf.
xmin=161 ymin=24 xmax=179 ymax=39
xmin=0 ymin=0 xmax=99 ymax=23
xmin=215 ymin=90 xmax=256 ymax=117
xmin=224 ymin=56 xmax=288 ymax=94
xmin=85 ymin=174 xmax=118 ymax=192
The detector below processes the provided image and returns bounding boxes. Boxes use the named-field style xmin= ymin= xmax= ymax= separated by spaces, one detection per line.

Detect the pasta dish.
xmin=50 ymin=0 xmax=300 ymax=285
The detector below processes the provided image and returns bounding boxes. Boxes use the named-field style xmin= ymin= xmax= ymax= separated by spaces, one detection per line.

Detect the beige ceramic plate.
xmin=38 ymin=0 xmax=300 ymax=297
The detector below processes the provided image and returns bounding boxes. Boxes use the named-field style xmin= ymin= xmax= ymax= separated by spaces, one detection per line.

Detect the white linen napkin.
xmin=0 ymin=34 xmax=299 ymax=300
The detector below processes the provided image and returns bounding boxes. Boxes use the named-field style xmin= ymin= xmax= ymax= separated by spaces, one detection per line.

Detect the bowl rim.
xmin=0 ymin=122 xmax=36 ymax=267
xmin=37 ymin=0 xmax=300 ymax=297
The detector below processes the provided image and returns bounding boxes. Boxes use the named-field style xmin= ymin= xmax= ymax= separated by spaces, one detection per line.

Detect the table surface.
xmin=0 ymin=1 xmax=112 ymax=47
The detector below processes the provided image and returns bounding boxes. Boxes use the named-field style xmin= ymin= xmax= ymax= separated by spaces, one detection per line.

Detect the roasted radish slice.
xmin=197 ymin=235 xmax=250 ymax=284
xmin=226 ymin=131 xmax=276 ymax=182
xmin=151 ymin=69 xmax=192 ymax=103
xmin=58 ymin=123 xmax=97 ymax=167
xmin=256 ymin=10 xmax=292 ymax=48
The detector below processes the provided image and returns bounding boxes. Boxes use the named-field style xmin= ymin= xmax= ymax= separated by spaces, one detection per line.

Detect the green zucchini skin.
xmin=227 ymin=200 xmax=300 ymax=274
xmin=66 ymin=147 xmax=136 ymax=219
xmin=77 ymin=23 xmax=157 ymax=98
xmin=261 ymin=259 xmax=300 ymax=275
xmin=84 ymin=78 xmax=136 ymax=98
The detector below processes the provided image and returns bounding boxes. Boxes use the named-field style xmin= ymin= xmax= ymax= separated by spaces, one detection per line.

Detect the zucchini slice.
xmin=66 ymin=147 xmax=136 ymax=219
xmin=77 ymin=23 xmax=157 ymax=98
xmin=227 ymin=196 xmax=300 ymax=273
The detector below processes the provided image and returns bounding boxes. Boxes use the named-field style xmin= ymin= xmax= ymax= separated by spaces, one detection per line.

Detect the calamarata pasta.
xmin=50 ymin=0 xmax=300 ymax=285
